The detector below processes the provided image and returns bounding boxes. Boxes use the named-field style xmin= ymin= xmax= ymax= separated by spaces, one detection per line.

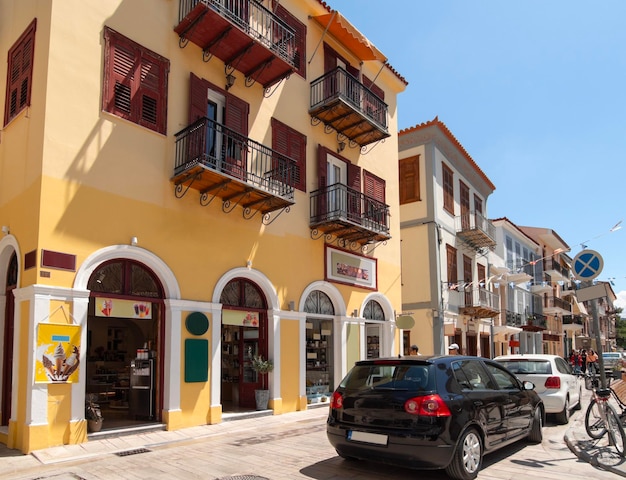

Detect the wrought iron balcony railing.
xmin=309 ymin=67 xmax=389 ymax=147
xmin=310 ymin=183 xmax=390 ymax=245
xmin=455 ymin=211 xmax=496 ymax=250
xmin=175 ymin=0 xmax=296 ymax=88
xmin=172 ymin=117 xmax=297 ymax=218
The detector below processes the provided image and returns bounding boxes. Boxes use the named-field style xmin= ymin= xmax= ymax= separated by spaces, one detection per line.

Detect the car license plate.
xmin=348 ymin=430 xmax=388 ymax=445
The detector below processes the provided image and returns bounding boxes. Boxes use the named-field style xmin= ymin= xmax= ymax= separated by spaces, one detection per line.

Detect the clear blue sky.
xmin=329 ymin=0 xmax=626 ymax=309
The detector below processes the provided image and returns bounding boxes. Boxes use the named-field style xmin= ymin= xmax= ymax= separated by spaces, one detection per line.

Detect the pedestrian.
xmin=581 ymin=349 xmax=587 ymax=374
xmin=448 ymin=343 xmax=460 ymax=355
xmin=409 ymin=345 xmax=421 ymax=356
xmin=587 ymin=349 xmax=598 ymax=374
xmin=569 ymin=350 xmax=581 ymax=374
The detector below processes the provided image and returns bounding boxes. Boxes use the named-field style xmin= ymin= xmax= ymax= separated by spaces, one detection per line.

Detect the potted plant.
xmin=250 ymin=355 xmax=274 ymax=410
xmin=85 ymin=393 xmax=103 ymax=432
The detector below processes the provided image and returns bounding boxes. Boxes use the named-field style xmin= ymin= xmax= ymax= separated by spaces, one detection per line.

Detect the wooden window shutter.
xmin=363 ymin=75 xmax=384 ymax=100
xmin=271 ymin=118 xmax=306 ymax=192
xmin=317 ymin=145 xmax=327 ymax=187
xmin=273 ymin=3 xmax=306 ymax=79
xmin=4 ymin=19 xmax=36 ymax=126
xmin=103 ymin=27 xmax=169 ymax=135
xmin=224 ymin=93 xmax=249 ymax=135
xmin=399 ymin=155 xmax=420 ymax=204
xmin=189 ymin=73 xmax=209 ymax=123
xmin=363 ymin=170 xmax=385 ymax=202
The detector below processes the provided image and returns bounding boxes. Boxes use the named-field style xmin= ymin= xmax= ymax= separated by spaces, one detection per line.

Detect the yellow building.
xmin=0 ymin=0 xmax=406 ymax=452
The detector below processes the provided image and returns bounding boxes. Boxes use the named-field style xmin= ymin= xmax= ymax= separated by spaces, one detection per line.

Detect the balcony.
xmin=562 ymin=314 xmax=585 ymax=332
xmin=530 ymin=273 xmax=553 ymax=294
xmin=172 ymin=117 xmax=296 ymax=220
xmin=455 ymin=211 xmax=496 ymax=250
xmin=458 ymin=287 xmax=500 ymax=318
xmin=309 ymin=67 xmax=389 ymax=148
xmin=505 ymin=310 xmax=523 ymax=327
xmin=505 ymin=261 xmax=533 ymax=284
xmin=175 ymin=0 xmax=296 ymax=89
xmin=310 ymin=183 xmax=390 ymax=246
xmin=525 ymin=314 xmax=547 ymax=330
xmin=544 ymin=257 xmax=568 ymax=282
xmin=543 ymin=295 xmax=573 ymax=316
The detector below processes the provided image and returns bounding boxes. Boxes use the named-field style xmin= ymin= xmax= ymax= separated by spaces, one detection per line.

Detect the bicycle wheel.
xmin=585 ymin=399 xmax=606 ymax=439
xmin=605 ymin=404 xmax=626 ymax=457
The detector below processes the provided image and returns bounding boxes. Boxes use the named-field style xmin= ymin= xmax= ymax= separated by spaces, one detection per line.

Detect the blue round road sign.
xmin=572 ymin=249 xmax=603 ymax=281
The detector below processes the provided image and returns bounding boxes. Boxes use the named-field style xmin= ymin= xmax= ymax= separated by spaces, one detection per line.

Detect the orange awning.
xmin=312 ymin=11 xmax=387 ymax=63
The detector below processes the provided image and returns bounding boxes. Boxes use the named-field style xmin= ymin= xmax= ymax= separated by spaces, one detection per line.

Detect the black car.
xmin=326 ymin=355 xmax=544 ymax=480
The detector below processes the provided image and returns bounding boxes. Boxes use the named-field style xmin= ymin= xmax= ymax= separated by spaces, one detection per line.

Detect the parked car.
xmin=326 ymin=355 xmax=544 ymax=480
xmin=494 ymin=354 xmax=581 ymax=424
xmin=602 ymin=351 xmax=624 ymax=375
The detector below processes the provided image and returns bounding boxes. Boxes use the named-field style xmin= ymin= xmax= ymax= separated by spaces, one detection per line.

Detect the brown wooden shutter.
xmin=347 ymin=162 xmax=361 ymax=221
xmin=399 ymin=155 xmax=419 ymax=204
xmin=317 ymin=145 xmax=327 ymax=187
xmin=363 ymin=170 xmax=385 ymax=202
xmin=271 ymin=118 xmax=306 ymax=192
xmin=5 ymin=20 xmax=36 ymax=125
xmin=273 ymin=3 xmax=306 ymax=78
xmin=189 ymin=73 xmax=209 ymax=123
xmin=224 ymin=93 xmax=249 ymax=134
xmin=223 ymin=93 xmax=249 ymax=179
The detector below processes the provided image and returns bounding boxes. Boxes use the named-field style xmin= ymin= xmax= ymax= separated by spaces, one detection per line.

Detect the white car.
xmin=494 ymin=354 xmax=582 ymax=424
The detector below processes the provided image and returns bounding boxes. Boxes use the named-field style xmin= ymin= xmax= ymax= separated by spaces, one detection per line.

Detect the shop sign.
xmin=509 ymin=340 xmax=520 ymax=347
xmin=325 ymin=245 xmax=377 ymax=290
xmin=35 ymin=323 xmax=81 ymax=383
xmin=222 ymin=310 xmax=259 ymax=327
xmin=95 ymin=298 xmax=152 ymax=319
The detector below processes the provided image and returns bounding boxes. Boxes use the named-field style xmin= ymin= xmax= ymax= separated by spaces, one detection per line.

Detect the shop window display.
xmin=306 ymin=318 xmax=333 ymax=404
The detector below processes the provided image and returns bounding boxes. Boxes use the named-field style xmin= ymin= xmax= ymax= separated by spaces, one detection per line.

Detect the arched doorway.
xmin=220 ymin=278 xmax=268 ymax=411
xmin=1 ymin=252 xmax=17 ymax=426
xmin=364 ymin=299 xmax=385 ymax=359
xmin=86 ymin=259 xmax=164 ymax=429
xmin=304 ymin=290 xmax=335 ymax=404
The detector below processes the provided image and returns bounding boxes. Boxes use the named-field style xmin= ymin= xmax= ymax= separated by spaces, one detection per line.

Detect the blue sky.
xmin=329 ymin=0 xmax=626 ymax=308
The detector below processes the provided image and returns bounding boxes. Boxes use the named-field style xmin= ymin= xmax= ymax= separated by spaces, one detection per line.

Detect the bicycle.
xmin=584 ymin=372 xmax=626 ymax=456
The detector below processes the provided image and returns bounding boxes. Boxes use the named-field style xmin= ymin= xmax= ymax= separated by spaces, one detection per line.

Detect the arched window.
xmin=220 ymin=278 xmax=266 ymax=309
xmin=304 ymin=290 xmax=334 ymax=315
xmin=363 ymin=299 xmax=385 ymax=320
xmin=88 ymin=260 xmax=162 ymax=298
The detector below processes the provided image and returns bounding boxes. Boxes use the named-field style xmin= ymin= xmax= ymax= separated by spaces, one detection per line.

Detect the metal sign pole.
xmin=589 ymin=295 xmax=607 ymax=388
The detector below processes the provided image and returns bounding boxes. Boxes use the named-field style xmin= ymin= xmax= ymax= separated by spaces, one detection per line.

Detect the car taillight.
xmin=404 ymin=394 xmax=451 ymax=417
xmin=330 ymin=391 xmax=344 ymax=409
xmin=544 ymin=376 xmax=561 ymax=389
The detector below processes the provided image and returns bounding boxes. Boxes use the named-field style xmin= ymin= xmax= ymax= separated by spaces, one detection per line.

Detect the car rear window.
xmin=340 ymin=364 xmax=434 ymax=391
xmin=497 ymin=359 xmax=552 ymax=375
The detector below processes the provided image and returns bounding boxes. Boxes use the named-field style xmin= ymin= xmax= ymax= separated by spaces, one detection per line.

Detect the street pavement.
xmin=0 ymin=389 xmax=626 ymax=480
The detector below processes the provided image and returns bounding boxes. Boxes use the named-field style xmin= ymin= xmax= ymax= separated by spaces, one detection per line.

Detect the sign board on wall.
xmin=35 ymin=323 xmax=81 ymax=383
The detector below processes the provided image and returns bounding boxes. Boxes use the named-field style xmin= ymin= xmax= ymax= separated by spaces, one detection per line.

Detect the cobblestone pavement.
xmin=0 ymin=394 xmax=625 ymax=480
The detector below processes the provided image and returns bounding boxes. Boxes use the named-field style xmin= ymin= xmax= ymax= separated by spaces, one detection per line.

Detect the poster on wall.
xmin=95 ymin=298 xmax=152 ymax=319
xmin=35 ymin=323 xmax=81 ymax=383
xmin=222 ymin=310 xmax=259 ymax=327
xmin=325 ymin=245 xmax=377 ymax=290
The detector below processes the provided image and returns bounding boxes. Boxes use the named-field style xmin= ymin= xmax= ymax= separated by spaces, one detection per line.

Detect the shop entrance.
xmin=220 ymin=278 xmax=267 ymax=411
xmin=1 ymin=252 xmax=17 ymax=426
xmin=86 ymin=260 xmax=164 ymax=431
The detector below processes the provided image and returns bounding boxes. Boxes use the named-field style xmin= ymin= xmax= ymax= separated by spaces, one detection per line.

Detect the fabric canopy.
xmin=492 ymin=325 xmax=523 ymax=337
xmin=311 ymin=11 xmax=387 ymax=62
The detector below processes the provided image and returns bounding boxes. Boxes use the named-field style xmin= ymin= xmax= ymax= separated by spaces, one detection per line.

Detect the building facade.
xmin=0 ymin=0 xmax=407 ymax=452
xmin=398 ymin=118 xmax=498 ymax=357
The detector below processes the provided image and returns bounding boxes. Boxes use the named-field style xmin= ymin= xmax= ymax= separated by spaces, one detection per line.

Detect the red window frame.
xmin=4 ymin=19 xmax=36 ymax=126
xmin=102 ymin=27 xmax=169 ymax=135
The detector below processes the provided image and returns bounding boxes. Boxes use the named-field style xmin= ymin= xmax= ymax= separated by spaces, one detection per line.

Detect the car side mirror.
xmin=523 ymin=381 xmax=535 ymax=391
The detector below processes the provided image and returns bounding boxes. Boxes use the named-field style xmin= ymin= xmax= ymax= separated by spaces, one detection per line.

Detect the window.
xmin=399 ymin=155 xmax=420 ymax=204
xmin=273 ymin=2 xmax=306 ymax=78
xmin=446 ymin=244 xmax=458 ymax=287
xmin=102 ymin=27 xmax=169 ymax=134
xmin=363 ymin=170 xmax=386 ymax=225
xmin=442 ymin=162 xmax=454 ymax=214
xmin=271 ymin=118 xmax=306 ymax=192
xmin=4 ymin=20 xmax=36 ymax=126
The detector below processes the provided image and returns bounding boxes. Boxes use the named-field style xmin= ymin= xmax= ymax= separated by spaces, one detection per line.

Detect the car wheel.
xmin=573 ymin=387 xmax=582 ymax=411
xmin=555 ymin=396 xmax=570 ymax=425
xmin=527 ymin=407 xmax=543 ymax=443
xmin=445 ymin=428 xmax=482 ymax=480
